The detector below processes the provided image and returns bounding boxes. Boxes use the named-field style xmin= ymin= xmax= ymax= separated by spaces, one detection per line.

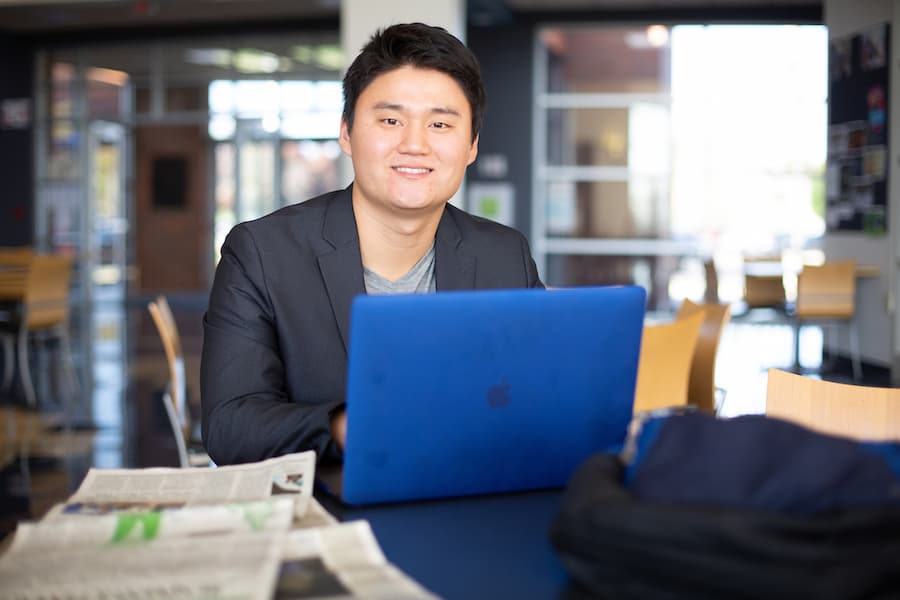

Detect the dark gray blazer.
xmin=201 ymin=186 xmax=543 ymax=466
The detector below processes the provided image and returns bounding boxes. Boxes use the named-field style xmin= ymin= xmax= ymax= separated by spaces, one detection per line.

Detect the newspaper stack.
xmin=0 ymin=451 xmax=438 ymax=600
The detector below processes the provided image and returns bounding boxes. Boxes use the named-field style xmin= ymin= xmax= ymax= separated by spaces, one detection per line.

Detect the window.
xmin=208 ymin=78 xmax=343 ymax=256
xmin=534 ymin=24 xmax=827 ymax=308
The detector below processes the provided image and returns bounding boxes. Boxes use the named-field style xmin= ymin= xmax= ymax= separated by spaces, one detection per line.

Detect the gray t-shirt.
xmin=363 ymin=242 xmax=436 ymax=295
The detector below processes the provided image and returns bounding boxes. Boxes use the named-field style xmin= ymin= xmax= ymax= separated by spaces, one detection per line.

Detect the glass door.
xmin=209 ymin=78 xmax=343 ymax=262
xmin=235 ymin=119 xmax=277 ymax=223
xmin=88 ymin=120 xmax=129 ymax=292
xmin=533 ymin=26 xmax=677 ymax=309
xmin=36 ymin=54 xmax=133 ymax=446
xmin=87 ymin=120 xmax=130 ymax=460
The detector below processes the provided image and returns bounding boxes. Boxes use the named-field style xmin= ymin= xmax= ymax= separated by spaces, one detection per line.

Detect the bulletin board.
xmin=826 ymin=23 xmax=889 ymax=234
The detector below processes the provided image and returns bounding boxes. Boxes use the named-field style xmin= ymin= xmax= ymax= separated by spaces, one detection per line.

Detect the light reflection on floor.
xmin=90 ymin=285 xmax=127 ymax=469
xmin=716 ymin=320 xmax=821 ymax=417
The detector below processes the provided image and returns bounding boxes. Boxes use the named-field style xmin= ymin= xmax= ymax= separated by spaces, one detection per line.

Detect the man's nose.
xmin=398 ymin=124 xmax=429 ymax=154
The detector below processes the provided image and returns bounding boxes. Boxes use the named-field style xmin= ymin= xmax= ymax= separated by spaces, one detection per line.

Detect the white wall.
xmin=824 ymin=0 xmax=897 ymax=369
xmin=341 ymin=0 xmax=465 ymax=54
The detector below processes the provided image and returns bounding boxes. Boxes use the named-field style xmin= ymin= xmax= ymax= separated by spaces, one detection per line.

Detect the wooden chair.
xmin=766 ymin=368 xmax=900 ymax=441
xmin=0 ymin=254 xmax=79 ymax=410
xmin=676 ymin=299 xmax=731 ymax=414
xmin=0 ymin=251 xmax=31 ymax=392
xmin=633 ymin=310 xmax=704 ymax=413
xmin=148 ymin=295 xmax=210 ymax=468
xmin=795 ymin=259 xmax=861 ymax=380
xmin=740 ymin=254 xmax=786 ymax=315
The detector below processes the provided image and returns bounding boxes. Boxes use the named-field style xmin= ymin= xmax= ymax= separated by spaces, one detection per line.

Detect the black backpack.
xmin=550 ymin=415 xmax=900 ymax=599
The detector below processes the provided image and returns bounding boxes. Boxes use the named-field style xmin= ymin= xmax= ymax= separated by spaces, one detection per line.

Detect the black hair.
xmin=342 ymin=22 xmax=486 ymax=142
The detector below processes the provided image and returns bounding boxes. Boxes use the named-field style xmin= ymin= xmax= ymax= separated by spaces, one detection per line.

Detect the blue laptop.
xmin=324 ymin=285 xmax=646 ymax=505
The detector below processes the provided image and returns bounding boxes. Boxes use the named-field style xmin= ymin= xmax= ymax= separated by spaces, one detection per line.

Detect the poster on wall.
xmin=826 ymin=23 xmax=890 ymax=235
xmin=468 ymin=182 xmax=515 ymax=226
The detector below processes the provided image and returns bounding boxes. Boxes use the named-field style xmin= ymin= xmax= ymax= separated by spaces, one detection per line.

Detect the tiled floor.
xmin=0 ymin=295 xmax=891 ymax=543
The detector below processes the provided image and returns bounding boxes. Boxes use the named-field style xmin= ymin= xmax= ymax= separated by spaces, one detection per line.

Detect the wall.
xmin=823 ymin=0 xmax=896 ymax=368
xmin=0 ymin=34 xmax=34 ymax=246
xmin=467 ymin=23 xmax=535 ymax=237
xmin=134 ymin=125 xmax=210 ymax=292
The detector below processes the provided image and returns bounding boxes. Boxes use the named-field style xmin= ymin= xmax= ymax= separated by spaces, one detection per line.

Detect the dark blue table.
xmin=317 ymin=488 xmax=579 ymax=599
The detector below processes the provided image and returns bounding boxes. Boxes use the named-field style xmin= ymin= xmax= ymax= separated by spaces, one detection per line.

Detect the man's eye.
xmin=382 ymin=118 xmax=399 ymax=125
xmin=432 ymin=122 xmax=449 ymax=129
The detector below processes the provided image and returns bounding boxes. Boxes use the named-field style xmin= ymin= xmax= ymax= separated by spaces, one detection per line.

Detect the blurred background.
xmin=0 ymin=0 xmax=895 ymax=538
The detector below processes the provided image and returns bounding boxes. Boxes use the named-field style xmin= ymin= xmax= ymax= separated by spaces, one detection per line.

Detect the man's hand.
xmin=330 ymin=409 xmax=347 ymax=450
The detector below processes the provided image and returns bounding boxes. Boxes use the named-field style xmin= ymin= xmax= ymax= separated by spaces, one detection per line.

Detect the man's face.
xmin=339 ymin=66 xmax=479 ymax=218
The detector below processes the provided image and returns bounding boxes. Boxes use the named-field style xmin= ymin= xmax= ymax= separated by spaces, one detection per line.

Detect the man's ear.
xmin=339 ymin=118 xmax=352 ymax=157
xmin=466 ymin=134 xmax=479 ymax=166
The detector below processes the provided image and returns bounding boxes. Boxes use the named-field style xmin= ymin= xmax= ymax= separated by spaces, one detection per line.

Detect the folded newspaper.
xmin=49 ymin=450 xmax=320 ymax=521
xmin=0 ymin=451 xmax=438 ymax=600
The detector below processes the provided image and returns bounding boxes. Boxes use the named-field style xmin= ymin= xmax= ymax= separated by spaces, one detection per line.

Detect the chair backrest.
xmin=148 ymin=295 xmax=191 ymax=467
xmin=743 ymin=275 xmax=786 ymax=308
xmin=0 ymin=247 xmax=33 ymax=261
xmin=795 ymin=259 xmax=856 ymax=320
xmin=0 ymin=251 xmax=31 ymax=302
xmin=743 ymin=268 xmax=786 ymax=310
xmin=24 ymin=254 xmax=73 ymax=329
xmin=766 ymin=368 xmax=900 ymax=441
xmin=676 ymin=299 xmax=731 ymax=414
xmin=703 ymin=259 xmax=719 ymax=303
xmin=633 ymin=310 xmax=704 ymax=413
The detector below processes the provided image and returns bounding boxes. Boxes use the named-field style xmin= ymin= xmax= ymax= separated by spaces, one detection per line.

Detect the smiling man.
xmin=201 ymin=23 xmax=543 ymax=466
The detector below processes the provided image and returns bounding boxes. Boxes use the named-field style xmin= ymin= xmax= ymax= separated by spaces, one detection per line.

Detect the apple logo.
xmin=487 ymin=382 xmax=511 ymax=408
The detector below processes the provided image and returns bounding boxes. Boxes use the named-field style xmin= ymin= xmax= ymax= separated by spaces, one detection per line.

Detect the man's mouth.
xmin=393 ymin=167 xmax=432 ymax=174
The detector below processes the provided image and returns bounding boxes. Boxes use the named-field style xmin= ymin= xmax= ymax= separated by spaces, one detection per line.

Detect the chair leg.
xmin=36 ymin=330 xmax=52 ymax=409
xmin=16 ymin=325 xmax=36 ymax=409
xmin=792 ymin=321 xmax=802 ymax=372
xmin=824 ymin=324 xmax=835 ymax=364
xmin=849 ymin=320 xmax=862 ymax=381
xmin=1 ymin=333 xmax=13 ymax=392
xmin=162 ymin=390 xmax=190 ymax=468
xmin=817 ymin=323 xmax=837 ymax=371
xmin=713 ymin=386 xmax=728 ymax=416
xmin=56 ymin=326 xmax=82 ymax=420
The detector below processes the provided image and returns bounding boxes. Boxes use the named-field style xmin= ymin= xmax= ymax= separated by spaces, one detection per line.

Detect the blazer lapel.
xmin=435 ymin=207 xmax=476 ymax=291
xmin=317 ymin=187 xmax=365 ymax=352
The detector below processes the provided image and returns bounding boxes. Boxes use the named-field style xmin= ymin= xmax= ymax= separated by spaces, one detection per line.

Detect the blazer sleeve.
xmin=200 ymin=224 xmax=343 ymax=465
xmin=521 ymin=232 xmax=544 ymax=289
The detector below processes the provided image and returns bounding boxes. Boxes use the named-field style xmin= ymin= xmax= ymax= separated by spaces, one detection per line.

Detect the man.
xmin=201 ymin=23 xmax=543 ymax=466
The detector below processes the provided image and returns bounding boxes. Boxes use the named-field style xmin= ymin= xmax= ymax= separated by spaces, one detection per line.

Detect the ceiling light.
xmin=646 ymin=25 xmax=670 ymax=48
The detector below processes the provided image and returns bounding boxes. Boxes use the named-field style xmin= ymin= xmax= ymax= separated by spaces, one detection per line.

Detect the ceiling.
xmin=0 ymin=0 xmax=339 ymax=34
xmin=0 ymin=0 xmax=821 ymax=35
xmin=506 ymin=0 xmax=815 ymax=7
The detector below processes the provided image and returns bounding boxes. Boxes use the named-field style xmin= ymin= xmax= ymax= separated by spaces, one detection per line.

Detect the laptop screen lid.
xmin=339 ymin=285 xmax=646 ymax=505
